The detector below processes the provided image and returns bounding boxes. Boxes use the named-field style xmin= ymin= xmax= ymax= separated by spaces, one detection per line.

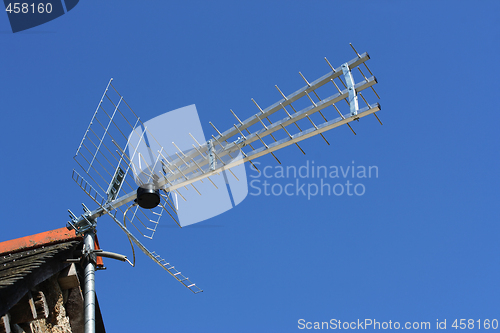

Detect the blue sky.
xmin=1 ymin=1 xmax=499 ymax=332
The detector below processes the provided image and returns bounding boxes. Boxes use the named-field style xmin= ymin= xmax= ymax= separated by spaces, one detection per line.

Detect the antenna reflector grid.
xmin=72 ymin=80 xmax=179 ymax=239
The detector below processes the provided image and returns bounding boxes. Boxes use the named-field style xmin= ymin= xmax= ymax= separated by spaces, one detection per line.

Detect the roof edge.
xmin=0 ymin=227 xmax=83 ymax=255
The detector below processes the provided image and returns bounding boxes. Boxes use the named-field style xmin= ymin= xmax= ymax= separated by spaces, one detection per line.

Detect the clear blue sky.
xmin=1 ymin=1 xmax=499 ymax=332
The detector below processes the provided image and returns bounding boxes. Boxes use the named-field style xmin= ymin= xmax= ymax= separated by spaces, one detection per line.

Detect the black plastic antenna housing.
xmin=136 ymin=184 xmax=160 ymax=209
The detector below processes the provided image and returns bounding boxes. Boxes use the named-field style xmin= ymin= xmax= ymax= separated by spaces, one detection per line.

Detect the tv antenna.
xmin=67 ymin=44 xmax=380 ymax=333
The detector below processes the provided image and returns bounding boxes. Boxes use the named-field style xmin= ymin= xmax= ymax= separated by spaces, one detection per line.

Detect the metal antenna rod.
xmin=251 ymin=98 xmax=279 ymax=142
xmin=229 ymin=110 xmax=257 ymax=150
xmin=299 ymin=71 xmax=329 ymax=122
xmin=275 ymin=84 xmax=331 ymax=144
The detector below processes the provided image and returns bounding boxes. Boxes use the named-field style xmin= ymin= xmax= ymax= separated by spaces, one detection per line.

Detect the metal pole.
xmin=83 ymin=230 xmax=96 ymax=333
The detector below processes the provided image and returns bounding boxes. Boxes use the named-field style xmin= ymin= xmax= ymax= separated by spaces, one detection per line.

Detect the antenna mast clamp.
xmin=67 ymin=204 xmax=97 ymax=235
xmin=341 ymin=62 xmax=359 ymax=117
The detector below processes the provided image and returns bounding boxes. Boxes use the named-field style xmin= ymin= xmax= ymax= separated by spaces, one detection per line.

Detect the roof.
xmin=0 ymin=227 xmax=103 ymax=318
xmin=0 ymin=240 xmax=80 ymax=290
xmin=0 ymin=228 xmax=82 ymax=256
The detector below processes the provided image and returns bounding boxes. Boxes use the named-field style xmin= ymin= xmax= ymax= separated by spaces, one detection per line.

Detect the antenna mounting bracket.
xmin=67 ymin=206 xmax=97 ymax=235
xmin=341 ymin=62 xmax=359 ymax=117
